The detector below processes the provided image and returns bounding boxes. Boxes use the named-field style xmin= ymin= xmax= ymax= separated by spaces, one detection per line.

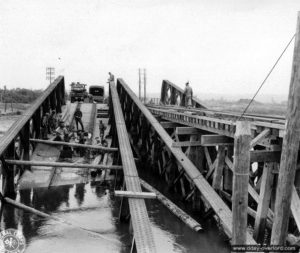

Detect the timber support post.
xmin=232 ymin=121 xmax=251 ymax=245
xmin=271 ymin=11 xmax=300 ymax=245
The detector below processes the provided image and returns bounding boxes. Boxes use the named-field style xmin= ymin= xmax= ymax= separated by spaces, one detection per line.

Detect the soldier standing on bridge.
xmin=184 ymin=81 xmax=193 ymax=108
xmin=108 ymin=72 xmax=114 ymax=83
xmin=41 ymin=113 xmax=49 ymax=139
xmin=99 ymin=120 xmax=106 ymax=142
xmin=74 ymin=107 xmax=84 ymax=131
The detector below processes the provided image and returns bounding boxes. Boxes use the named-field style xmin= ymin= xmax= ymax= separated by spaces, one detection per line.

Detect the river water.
xmin=0 ymin=174 xmax=230 ymax=253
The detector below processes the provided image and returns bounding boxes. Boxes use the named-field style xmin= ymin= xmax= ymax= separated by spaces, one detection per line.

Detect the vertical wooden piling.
xmin=212 ymin=145 xmax=225 ymax=190
xmin=253 ymin=163 xmax=274 ymax=242
xmin=271 ymin=12 xmax=300 ymax=245
xmin=232 ymin=121 xmax=251 ymax=245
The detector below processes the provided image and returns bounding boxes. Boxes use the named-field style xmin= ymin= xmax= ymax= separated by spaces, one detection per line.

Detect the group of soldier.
xmin=40 ymin=106 xmax=108 ymax=161
xmin=41 ymin=110 xmax=62 ymax=140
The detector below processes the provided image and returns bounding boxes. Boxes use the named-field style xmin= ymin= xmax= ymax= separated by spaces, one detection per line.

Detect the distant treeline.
xmin=0 ymin=88 xmax=43 ymax=104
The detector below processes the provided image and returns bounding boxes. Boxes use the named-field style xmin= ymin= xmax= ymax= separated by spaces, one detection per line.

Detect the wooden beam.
xmin=114 ymin=191 xmax=157 ymax=199
xmin=201 ymin=135 xmax=233 ymax=146
xmin=5 ymin=160 xmax=123 ymax=170
xmin=140 ymin=178 xmax=202 ymax=232
xmin=253 ymin=163 xmax=274 ymax=242
xmin=160 ymin=121 xmax=181 ymax=129
xmin=250 ymin=129 xmax=271 ymax=148
xmin=271 ymin=13 xmax=300 ymax=245
xmin=30 ymin=138 xmax=118 ymax=152
xmin=250 ymin=150 xmax=281 ymax=163
xmin=232 ymin=121 xmax=251 ymax=245
xmin=172 ymin=141 xmax=202 ymax=147
xmin=212 ymin=146 xmax=226 ymax=190
xmin=175 ymin=127 xmax=200 ymax=135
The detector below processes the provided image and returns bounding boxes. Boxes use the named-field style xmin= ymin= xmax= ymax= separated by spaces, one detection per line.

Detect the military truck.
xmin=70 ymin=82 xmax=88 ymax=102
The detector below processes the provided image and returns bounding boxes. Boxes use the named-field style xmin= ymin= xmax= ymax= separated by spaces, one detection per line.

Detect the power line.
xmin=238 ymin=33 xmax=296 ymax=120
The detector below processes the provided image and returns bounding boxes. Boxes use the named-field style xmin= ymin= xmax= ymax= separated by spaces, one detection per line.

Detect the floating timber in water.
xmin=140 ymin=178 xmax=203 ymax=232
xmin=5 ymin=160 xmax=123 ymax=170
xmin=30 ymin=138 xmax=118 ymax=152
xmin=114 ymin=190 xmax=157 ymax=199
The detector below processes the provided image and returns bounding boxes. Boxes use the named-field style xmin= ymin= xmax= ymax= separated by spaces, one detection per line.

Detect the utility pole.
xmin=46 ymin=67 xmax=55 ymax=85
xmin=271 ymin=11 xmax=300 ymax=246
xmin=138 ymin=68 xmax=141 ymax=100
xmin=138 ymin=68 xmax=147 ymax=103
xmin=4 ymin=85 xmax=6 ymax=112
xmin=144 ymin=68 xmax=147 ymax=103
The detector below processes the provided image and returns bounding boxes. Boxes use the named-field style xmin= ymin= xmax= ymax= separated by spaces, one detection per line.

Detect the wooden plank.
xmin=201 ymin=135 xmax=233 ymax=146
xmin=114 ymin=191 xmax=157 ymax=199
xmin=175 ymin=127 xmax=200 ymax=135
xmin=212 ymin=146 xmax=225 ymax=190
xmin=271 ymin=13 xmax=300 ymax=244
xmin=5 ymin=160 xmax=123 ymax=170
xmin=232 ymin=121 xmax=251 ymax=245
xmin=30 ymin=139 xmax=118 ymax=152
xmin=110 ymin=81 xmax=157 ymax=252
xmin=172 ymin=141 xmax=202 ymax=147
xmin=253 ymin=163 xmax=274 ymax=242
xmin=250 ymin=150 xmax=281 ymax=163
xmin=140 ymin=178 xmax=202 ymax=232
xmin=160 ymin=121 xmax=181 ymax=129
xmin=250 ymin=129 xmax=271 ymax=148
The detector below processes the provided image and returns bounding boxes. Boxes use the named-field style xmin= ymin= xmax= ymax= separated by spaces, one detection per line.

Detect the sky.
xmin=0 ymin=0 xmax=299 ymax=101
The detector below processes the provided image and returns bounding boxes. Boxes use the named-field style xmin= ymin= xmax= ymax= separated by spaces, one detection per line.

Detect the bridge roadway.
xmin=110 ymin=81 xmax=157 ymax=253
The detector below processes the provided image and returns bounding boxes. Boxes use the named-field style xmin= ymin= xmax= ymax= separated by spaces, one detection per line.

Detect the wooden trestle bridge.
xmin=1 ymin=13 xmax=300 ymax=253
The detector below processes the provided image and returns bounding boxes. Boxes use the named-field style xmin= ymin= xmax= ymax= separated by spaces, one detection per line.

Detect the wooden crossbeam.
xmin=5 ymin=160 xmax=123 ymax=170
xmin=201 ymin=135 xmax=233 ymax=146
xmin=114 ymin=191 xmax=157 ymax=199
xmin=175 ymin=127 xmax=200 ymax=135
xmin=172 ymin=135 xmax=233 ymax=147
xmin=250 ymin=150 xmax=281 ymax=163
xmin=160 ymin=121 xmax=181 ymax=129
xmin=225 ymin=156 xmax=275 ymax=221
xmin=250 ymin=129 xmax=271 ymax=148
xmin=30 ymin=138 xmax=118 ymax=152
xmin=172 ymin=141 xmax=202 ymax=147
xmin=204 ymin=147 xmax=217 ymax=179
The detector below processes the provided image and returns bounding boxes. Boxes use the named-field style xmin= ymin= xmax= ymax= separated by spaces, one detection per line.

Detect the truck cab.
xmin=70 ymin=82 xmax=88 ymax=102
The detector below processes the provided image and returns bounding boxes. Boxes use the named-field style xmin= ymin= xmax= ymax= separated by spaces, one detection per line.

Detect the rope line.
xmin=238 ymin=33 xmax=296 ymax=120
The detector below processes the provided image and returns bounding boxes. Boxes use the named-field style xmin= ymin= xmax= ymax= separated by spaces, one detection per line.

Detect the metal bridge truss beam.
xmin=116 ymin=78 xmax=257 ymax=244
xmin=160 ymin=80 xmax=206 ymax=108
xmin=109 ymin=81 xmax=157 ymax=253
xmin=0 ymin=76 xmax=65 ymax=197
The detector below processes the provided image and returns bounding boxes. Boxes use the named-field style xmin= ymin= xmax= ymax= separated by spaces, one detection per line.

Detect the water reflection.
xmin=0 ymin=173 xmax=230 ymax=252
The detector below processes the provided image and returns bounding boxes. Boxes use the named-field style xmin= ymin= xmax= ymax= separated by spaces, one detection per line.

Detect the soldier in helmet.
xmin=184 ymin=81 xmax=193 ymax=108
xmin=74 ymin=107 xmax=84 ymax=131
